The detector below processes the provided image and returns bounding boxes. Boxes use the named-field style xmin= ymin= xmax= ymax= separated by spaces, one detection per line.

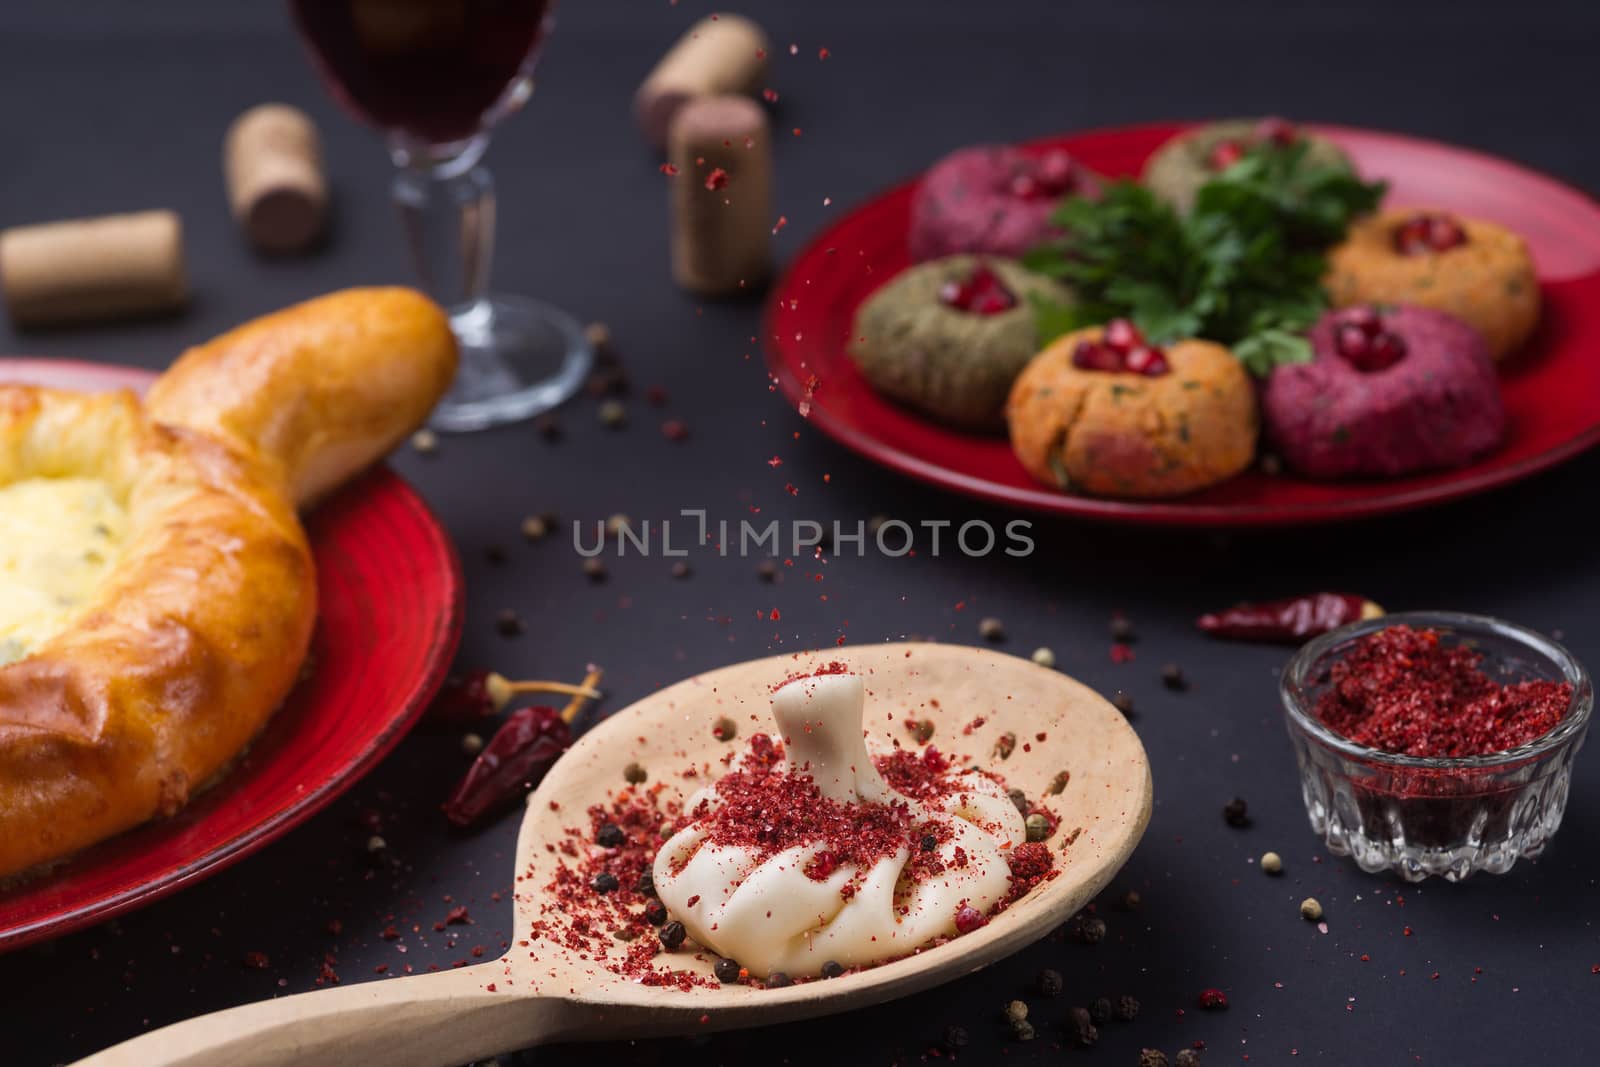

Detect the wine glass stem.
xmin=392 ymin=160 xmax=495 ymax=316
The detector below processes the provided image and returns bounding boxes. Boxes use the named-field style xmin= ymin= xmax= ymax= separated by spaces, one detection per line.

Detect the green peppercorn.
xmin=712 ymin=716 xmax=737 ymax=741
xmin=1025 ymin=813 xmax=1050 ymax=842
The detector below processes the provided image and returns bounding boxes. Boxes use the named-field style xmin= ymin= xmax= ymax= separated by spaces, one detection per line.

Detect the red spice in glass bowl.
xmin=1281 ymin=612 xmax=1592 ymax=881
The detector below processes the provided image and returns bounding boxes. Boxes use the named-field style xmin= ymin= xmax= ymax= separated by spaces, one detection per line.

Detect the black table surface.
xmin=4 ymin=1 xmax=1600 ymax=1063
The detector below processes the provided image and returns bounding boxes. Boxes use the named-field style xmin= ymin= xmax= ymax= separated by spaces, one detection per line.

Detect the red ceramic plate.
xmin=764 ymin=122 xmax=1600 ymax=525
xmin=0 ymin=360 xmax=463 ymax=951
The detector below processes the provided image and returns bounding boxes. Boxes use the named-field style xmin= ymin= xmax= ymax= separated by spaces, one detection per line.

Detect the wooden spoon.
xmin=77 ymin=642 xmax=1152 ymax=1067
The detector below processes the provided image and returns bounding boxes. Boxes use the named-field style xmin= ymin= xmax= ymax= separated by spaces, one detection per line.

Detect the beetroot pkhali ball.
xmin=909 ymin=144 xmax=1103 ymax=262
xmin=1261 ymin=305 xmax=1504 ymax=479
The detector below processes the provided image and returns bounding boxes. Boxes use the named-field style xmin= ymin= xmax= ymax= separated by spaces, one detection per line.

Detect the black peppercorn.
xmin=596 ymin=823 xmax=625 ymax=847
xmin=713 ymin=957 xmax=742 ymax=984
xmin=821 ymin=960 xmax=844 ymax=979
xmin=1115 ymin=994 xmax=1140 ymax=1021
xmin=757 ymin=559 xmax=778 ymax=583
xmin=1118 ymin=889 xmax=1142 ymax=912
xmin=921 ymin=834 xmax=937 ymax=852
xmin=1037 ymin=968 xmax=1063 ymax=997
xmin=643 ymin=899 xmax=668 ymax=926
xmin=1160 ymin=662 xmax=1187 ymax=690
xmin=484 ymin=545 xmax=508 ymax=566
xmin=592 ymin=871 xmax=619 ymax=894
xmin=494 ymin=609 xmax=525 ymax=637
xmin=1073 ymin=916 xmax=1107 ymax=944
xmin=582 ymin=557 xmax=608 ymax=582
xmin=1066 ymin=1005 xmax=1098 ymax=1047
xmin=635 ymin=869 xmax=655 ymax=895
xmin=535 ymin=414 xmax=562 ymax=440
xmin=1175 ymin=1050 xmax=1202 ymax=1067
xmin=765 ymin=971 xmax=792 ymax=989
xmin=1090 ymin=996 xmax=1113 ymax=1024
xmin=1112 ymin=690 xmax=1136 ymax=717
xmin=1110 ymin=616 xmax=1135 ymax=642
xmin=658 ymin=920 xmax=686 ymax=950
xmin=943 ymin=1025 xmax=969 ymax=1051
xmin=1222 ymin=797 xmax=1251 ymax=828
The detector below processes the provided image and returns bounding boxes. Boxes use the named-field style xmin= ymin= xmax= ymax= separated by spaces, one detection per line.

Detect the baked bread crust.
xmin=0 ymin=287 xmax=455 ymax=878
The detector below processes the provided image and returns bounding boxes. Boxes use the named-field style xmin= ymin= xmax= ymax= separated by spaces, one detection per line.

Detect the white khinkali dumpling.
xmin=653 ymin=671 xmax=1024 ymax=977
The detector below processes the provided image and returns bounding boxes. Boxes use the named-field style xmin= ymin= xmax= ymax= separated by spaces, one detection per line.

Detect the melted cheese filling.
xmin=0 ymin=477 xmax=127 ymax=665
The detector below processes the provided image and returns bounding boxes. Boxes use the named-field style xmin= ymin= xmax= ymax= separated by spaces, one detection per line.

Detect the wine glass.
xmin=290 ymin=0 xmax=591 ymax=431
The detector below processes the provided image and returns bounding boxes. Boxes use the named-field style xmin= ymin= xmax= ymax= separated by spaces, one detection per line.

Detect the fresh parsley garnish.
xmin=1023 ymin=140 xmax=1387 ymax=374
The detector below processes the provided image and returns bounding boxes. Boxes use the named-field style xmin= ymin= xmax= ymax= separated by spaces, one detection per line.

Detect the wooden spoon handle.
xmin=72 ymin=963 xmax=574 ymax=1067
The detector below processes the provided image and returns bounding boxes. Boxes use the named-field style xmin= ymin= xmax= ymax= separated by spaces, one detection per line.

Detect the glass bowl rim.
xmin=1280 ymin=610 xmax=1594 ymax=771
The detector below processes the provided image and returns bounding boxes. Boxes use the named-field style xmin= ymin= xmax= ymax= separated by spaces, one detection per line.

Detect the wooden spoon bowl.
xmin=79 ymin=643 xmax=1152 ymax=1067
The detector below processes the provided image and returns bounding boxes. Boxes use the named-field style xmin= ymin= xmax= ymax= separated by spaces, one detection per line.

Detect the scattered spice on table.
xmin=1314 ymin=625 xmax=1572 ymax=757
xmin=1174 ymin=1049 xmax=1202 ymax=1066
xmin=1110 ymin=615 xmax=1136 ymax=643
xmin=535 ymin=414 xmax=562 ymax=440
xmin=670 ymin=560 xmax=691 ymax=578
xmin=1222 ymin=796 xmax=1251 ymax=828
xmin=582 ymin=557 xmax=608 ymax=581
xmin=1067 ymin=1005 xmax=1099 ymax=1046
xmin=1038 ymin=968 xmax=1064 ymax=996
xmin=1260 ymin=850 xmax=1283 ymax=874
xmin=494 ymin=608 xmax=525 ymax=637
xmin=1090 ymin=995 xmax=1114 ymax=1023
xmin=1031 ymin=646 xmax=1057 ymax=668
xmin=1160 ymin=663 xmax=1187 ymax=690
xmin=944 ymin=1025 xmax=970 ymax=1051
xmin=1073 ymin=915 xmax=1107 ymax=944
xmin=1112 ymin=690 xmax=1136 ymax=717
xmin=598 ymin=399 xmax=626 ymax=427
xmin=1116 ymin=994 xmax=1141 ymax=1021
xmin=1140 ymin=1050 xmax=1170 ymax=1067
xmin=409 ymin=428 xmax=438 ymax=455
xmin=520 ymin=515 xmax=549 ymax=541
xmin=441 ymin=666 xmax=603 ymax=828
xmin=978 ymin=616 xmax=1005 ymax=641
xmin=1197 ymin=592 xmax=1383 ymax=643
xmin=1300 ymin=897 xmax=1324 ymax=921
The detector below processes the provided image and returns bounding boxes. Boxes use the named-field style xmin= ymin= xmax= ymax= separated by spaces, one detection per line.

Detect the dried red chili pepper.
xmin=430 ymin=669 xmax=601 ymax=723
xmin=1196 ymin=593 xmax=1382 ymax=644
xmin=443 ymin=667 xmax=602 ymax=827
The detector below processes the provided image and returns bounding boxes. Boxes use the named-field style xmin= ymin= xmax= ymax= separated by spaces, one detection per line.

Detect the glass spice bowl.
xmin=1281 ymin=611 xmax=1592 ymax=882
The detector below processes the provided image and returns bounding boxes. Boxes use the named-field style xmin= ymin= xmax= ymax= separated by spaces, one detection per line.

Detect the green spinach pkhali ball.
xmin=847 ymin=256 xmax=1072 ymax=431
xmin=1142 ymin=117 xmax=1353 ymax=212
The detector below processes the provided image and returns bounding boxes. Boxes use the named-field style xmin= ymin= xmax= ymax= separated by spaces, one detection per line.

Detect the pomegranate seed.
xmin=1393 ymin=212 xmax=1468 ymax=255
xmin=1427 ymin=214 xmax=1468 ymax=251
xmin=938 ymin=264 xmax=1016 ymax=315
xmin=1035 ymin=150 xmax=1078 ymax=193
xmin=1340 ymin=305 xmax=1383 ymax=337
xmin=1208 ymin=139 xmax=1245 ymax=170
xmin=1254 ymin=116 xmax=1297 ymax=146
xmin=1366 ymin=331 xmax=1408 ymax=369
xmin=1124 ymin=346 xmax=1170 ymax=376
xmin=1103 ymin=318 xmax=1142 ymax=354
xmin=953 ymin=904 xmax=989 ymax=934
xmin=1335 ymin=325 xmax=1372 ymax=362
xmin=1072 ymin=340 xmax=1125 ymax=373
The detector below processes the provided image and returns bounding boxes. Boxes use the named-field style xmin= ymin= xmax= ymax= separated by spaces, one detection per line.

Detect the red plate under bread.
xmin=0 ymin=360 xmax=463 ymax=951
xmin=764 ymin=122 xmax=1600 ymax=525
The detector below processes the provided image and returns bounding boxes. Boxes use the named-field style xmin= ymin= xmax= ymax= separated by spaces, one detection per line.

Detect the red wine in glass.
xmin=289 ymin=0 xmax=590 ymax=432
xmin=291 ymin=0 xmax=552 ymax=146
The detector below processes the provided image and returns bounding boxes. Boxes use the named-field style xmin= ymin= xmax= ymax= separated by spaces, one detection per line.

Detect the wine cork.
xmin=669 ymin=95 xmax=773 ymax=296
xmin=224 ymin=104 xmax=327 ymax=254
xmin=635 ymin=14 xmax=769 ymax=152
xmin=0 ymin=210 xmax=187 ymax=328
